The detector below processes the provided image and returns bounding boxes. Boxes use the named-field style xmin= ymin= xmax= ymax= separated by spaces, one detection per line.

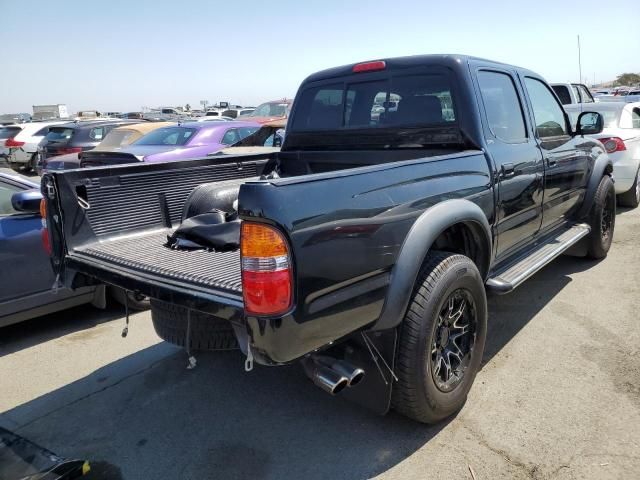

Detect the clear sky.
xmin=1 ymin=0 xmax=638 ymax=114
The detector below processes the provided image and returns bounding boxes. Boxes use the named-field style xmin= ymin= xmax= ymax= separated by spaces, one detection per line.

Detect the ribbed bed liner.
xmin=73 ymin=230 xmax=242 ymax=293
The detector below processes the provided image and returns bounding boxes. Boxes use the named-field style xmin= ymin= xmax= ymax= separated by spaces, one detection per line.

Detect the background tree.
xmin=184 ymin=103 xmax=191 ymax=112
xmin=615 ymin=73 xmax=640 ymax=86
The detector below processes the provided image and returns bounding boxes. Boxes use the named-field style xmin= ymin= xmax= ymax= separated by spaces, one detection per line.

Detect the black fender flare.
xmin=372 ymin=199 xmax=492 ymax=331
xmin=578 ymin=152 xmax=613 ymax=219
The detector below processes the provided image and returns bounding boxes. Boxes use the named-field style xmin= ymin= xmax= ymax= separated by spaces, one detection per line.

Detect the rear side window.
xmin=478 ymin=71 xmax=527 ymax=143
xmin=34 ymin=127 xmax=50 ymax=136
xmin=631 ymin=108 xmax=640 ymax=129
xmin=89 ymin=127 xmax=106 ymax=141
xmin=551 ymin=85 xmax=572 ymax=105
xmin=46 ymin=127 xmax=75 ymax=142
xmin=221 ymin=129 xmax=239 ymax=145
xmin=291 ymin=73 xmax=456 ymax=131
xmin=578 ymin=85 xmax=594 ymax=103
xmin=0 ymin=127 xmax=21 ymax=140
xmin=525 ymin=78 xmax=568 ymax=138
xmin=134 ymin=127 xmax=196 ymax=146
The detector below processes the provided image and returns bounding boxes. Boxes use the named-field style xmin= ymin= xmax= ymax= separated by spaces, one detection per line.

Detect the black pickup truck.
xmin=42 ymin=55 xmax=614 ymax=423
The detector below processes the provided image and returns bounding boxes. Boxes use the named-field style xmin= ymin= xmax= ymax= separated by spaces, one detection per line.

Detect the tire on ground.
xmin=150 ymin=299 xmax=238 ymax=351
xmin=586 ymin=175 xmax=616 ymax=259
xmin=616 ymin=167 xmax=640 ymax=209
xmin=392 ymin=251 xmax=487 ymax=424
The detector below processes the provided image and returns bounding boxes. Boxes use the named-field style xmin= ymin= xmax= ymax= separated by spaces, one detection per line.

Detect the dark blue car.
xmin=0 ymin=169 xmax=105 ymax=327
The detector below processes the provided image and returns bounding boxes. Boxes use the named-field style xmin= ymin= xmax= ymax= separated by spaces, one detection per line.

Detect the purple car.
xmin=79 ymin=121 xmax=260 ymax=167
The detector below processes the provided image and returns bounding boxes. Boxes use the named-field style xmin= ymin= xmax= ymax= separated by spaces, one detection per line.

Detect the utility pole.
xmin=577 ymin=35 xmax=582 ymax=85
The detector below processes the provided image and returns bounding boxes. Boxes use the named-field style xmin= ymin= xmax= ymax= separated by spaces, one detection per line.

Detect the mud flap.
xmin=0 ymin=427 xmax=90 ymax=480
xmin=337 ymin=328 xmax=397 ymax=416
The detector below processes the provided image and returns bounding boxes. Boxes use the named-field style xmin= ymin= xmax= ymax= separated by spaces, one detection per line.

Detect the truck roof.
xmin=302 ymin=54 xmax=535 ymax=84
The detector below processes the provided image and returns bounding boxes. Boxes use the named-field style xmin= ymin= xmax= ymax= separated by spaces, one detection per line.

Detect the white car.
xmin=0 ymin=124 xmax=25 ymax=159
xmin=551 ymin=83 xmax=595 ymax=105
xmin=5 ymin=120 xmax=69 ymax=172
xmin=566 ymin=102 xmax=640 ymax=207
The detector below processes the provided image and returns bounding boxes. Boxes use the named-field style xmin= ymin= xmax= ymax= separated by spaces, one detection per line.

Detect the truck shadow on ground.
xmin=2 ymin=255 xmax=599 ymax=480
xmin=0 ymin=304 xmax=130 ymax=357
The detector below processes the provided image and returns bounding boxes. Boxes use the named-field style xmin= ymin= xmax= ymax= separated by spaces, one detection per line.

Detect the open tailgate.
xmin=43 ymin=156 xmax=270 ymax=318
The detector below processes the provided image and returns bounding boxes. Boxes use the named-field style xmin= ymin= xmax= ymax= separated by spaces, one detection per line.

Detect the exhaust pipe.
xmin=314 ymin=356 xmax=365 ymax=387
xmin=303 ymin=358 xmax=349 ymax=395
xmin=302 ymin=355 xmax=366 ymax=395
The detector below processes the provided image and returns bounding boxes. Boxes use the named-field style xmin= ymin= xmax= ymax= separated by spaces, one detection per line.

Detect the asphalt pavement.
xmin=1 ymin=206 xmax=639 ymax=480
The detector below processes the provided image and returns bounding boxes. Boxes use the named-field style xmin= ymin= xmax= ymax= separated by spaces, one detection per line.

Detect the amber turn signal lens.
xmin=39 ymin=198 xmax=47 ymax=218
xmin=241 ymin=222 xmax=288 ymax=258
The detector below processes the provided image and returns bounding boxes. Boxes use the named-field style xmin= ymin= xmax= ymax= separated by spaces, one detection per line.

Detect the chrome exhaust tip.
xmin=303 ymin=359 xmax=349 ymax=395
xmin=310 ymin=355 xmax=366 ymax=388
xmin=332 ymin=361 xmax=365 ymax=387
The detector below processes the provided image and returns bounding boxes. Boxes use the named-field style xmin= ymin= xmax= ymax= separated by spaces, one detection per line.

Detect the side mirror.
xmin=575 ymin=111 xmax=604 ymax=135
xmin=11 ymin=189 xmax=43 ymax=214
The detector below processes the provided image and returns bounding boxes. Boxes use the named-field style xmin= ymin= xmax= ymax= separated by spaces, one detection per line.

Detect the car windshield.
xmin=566 ymin=106 xmax=622 ymax=129
xmin=250 ymin=103 xmax=289 ymax=117
xmin=46 ymin=127 xmax=75 ymax=142
xmin=0 ymin=127 xmax=21 ymax=140
xmin=96 ymin=129 xmax=137 ymax=149
xmin=134 ymin=127 xmax=197 ymax=146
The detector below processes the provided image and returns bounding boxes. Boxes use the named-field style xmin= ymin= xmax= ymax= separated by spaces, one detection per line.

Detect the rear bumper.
xmin=612 ymin=155 xmax=640 ymax=193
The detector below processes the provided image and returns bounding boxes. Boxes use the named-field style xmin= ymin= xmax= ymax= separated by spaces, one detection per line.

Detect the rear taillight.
xmin=240 ymin=222 xmax=292 ymax=316
xmin=56 ymin=147 xmax=82 ymax=155
xmin=40 ymin=199 xmax=52 ymax=255
xmin=599 ymin=137 xmax=626 ymax=154
xmin=5 ymin=138 xmax=24 ymax=147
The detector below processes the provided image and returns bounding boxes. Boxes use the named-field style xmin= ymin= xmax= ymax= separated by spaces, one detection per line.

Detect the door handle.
xmin=501 ymin=163 xmax=515 ymax=177
xmin=546 ymin=157 xmax=558 ymax=168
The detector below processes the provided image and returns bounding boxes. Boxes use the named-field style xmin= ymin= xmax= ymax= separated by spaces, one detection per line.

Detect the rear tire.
xmin=392 ymin=251 xmax=487 ymax=424
xmin=150 ymin=299 xmax=238 ymax=351
xmin=586 ymin=175 xmax=616 ymax=259
xmin=617 ymin=167 xmax=640 ymax=209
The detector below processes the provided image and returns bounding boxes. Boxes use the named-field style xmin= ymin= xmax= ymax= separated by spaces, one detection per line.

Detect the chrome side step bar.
xmin=486 ymin=223 xmax=590 ymax=294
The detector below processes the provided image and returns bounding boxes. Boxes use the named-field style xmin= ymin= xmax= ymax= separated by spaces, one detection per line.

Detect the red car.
xmin=242 ymin=99 xmax=292 ymax=124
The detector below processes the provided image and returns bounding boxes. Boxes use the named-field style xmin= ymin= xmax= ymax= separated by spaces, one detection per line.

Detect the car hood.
xmin=44 ymin=152 xmax=81 ymax=171
xmin=119 ymin=145 xmax=180 ymax=159
xmin=242 ymin=115 xmax=287 ymax=125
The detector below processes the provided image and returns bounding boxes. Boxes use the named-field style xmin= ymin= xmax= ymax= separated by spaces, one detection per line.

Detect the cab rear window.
xmin=291 ymin=73 xmax=456 ymax=132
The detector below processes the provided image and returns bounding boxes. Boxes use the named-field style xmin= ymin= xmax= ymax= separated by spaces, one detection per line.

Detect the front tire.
xmin=392 ymin=251 xmax=487 ymax=424
xmin=586 ymin=175 xmax=616 ymax=259
xmin=617 ymin=167 xmax=640 ymax=209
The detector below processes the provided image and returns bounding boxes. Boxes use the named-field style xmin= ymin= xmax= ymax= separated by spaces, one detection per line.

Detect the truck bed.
xmin=72 ymin=229 xmax=242 ymax=294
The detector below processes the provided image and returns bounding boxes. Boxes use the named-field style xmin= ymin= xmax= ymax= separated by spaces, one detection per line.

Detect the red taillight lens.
xmin=5 ymin=138 xmax=25 ymax=147
xmin=599 ymin=137 xmax=626 ymax=154
xmin=40 ymin=199 xmax=52 ymax=255
xmin=56 ymin=147 xmax=82 ymax=155
xmin=241 ymin=222 xmax=292 ymax=316
xmin=353 ymin=60 xmax=386 ymax=73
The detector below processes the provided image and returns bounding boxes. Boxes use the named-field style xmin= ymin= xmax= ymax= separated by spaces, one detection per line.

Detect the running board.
xmin=486 ymin=223 xmax=590 ymax=294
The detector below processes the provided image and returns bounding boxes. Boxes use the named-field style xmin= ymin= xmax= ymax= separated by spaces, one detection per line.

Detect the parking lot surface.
xmin=1 ymin=206 xmax=639 ymax=480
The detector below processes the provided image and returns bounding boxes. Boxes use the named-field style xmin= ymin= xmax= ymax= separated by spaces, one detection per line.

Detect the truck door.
xmin=475 ymin=69 xmax=544 ymax=260
xmin=521 ymin=76 xmax=590 ymax=231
